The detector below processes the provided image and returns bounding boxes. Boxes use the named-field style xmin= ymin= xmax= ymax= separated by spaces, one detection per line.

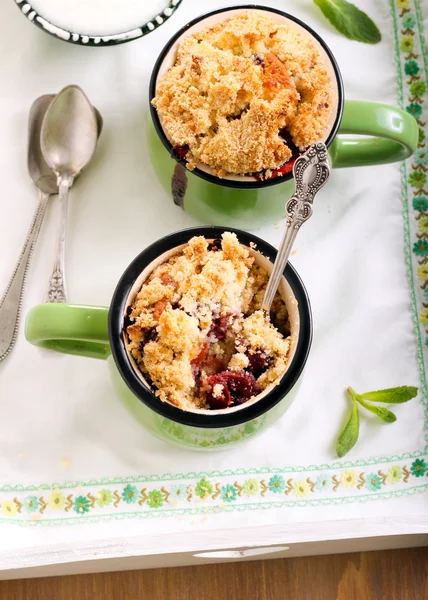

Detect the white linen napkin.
xmin=0 ymin=0 xmax=426 ymax=555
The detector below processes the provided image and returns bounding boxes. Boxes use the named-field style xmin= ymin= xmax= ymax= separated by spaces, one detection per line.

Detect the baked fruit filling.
xmin=152 ymin=11 xmax=334 ymax=179
xmin=126 ymin=233 xmax=291 ymax=411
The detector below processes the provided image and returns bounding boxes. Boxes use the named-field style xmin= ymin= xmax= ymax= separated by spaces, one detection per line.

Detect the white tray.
xmin=0 ymin=0 xmax=427 ymax=579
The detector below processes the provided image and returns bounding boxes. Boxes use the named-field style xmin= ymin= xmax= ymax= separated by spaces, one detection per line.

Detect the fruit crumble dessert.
xmin=152 ymin=11 xmax=334 ymax=178
xmin=126 ymin=233 xmax=291 ymax=411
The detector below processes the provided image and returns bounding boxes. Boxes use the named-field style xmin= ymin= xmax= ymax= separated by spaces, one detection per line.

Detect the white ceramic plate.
xmin=13 ymin=0 xmax=183 ymax=46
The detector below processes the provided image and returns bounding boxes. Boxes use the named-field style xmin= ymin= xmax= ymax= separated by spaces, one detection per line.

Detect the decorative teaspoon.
xmin=41 ymin=85 xmax=99 ymax=303
xmin=262 ymin=143 xmax=331 ymax=314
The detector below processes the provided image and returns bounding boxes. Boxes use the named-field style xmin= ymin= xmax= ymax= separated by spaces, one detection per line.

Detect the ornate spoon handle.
xmin=44 ymin=179 xmax=71 ymax=303
xmin=0 ymin=190 xmax=50 ymax=361
xmin=262 ymin=143 xmax=331 ymax=313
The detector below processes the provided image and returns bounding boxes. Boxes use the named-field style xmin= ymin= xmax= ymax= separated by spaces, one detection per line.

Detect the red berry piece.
xmin=206 ymin=371 xmax=260 ymax=408
xmin=247 ymin=351 xmax=271 ymax=378
xmin=175 ymin=145 xmax=189 ymax=159
xmin=206 ymin=374 xmax=232 ymax=409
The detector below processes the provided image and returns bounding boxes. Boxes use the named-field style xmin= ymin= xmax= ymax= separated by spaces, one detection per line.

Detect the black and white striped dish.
xmin=13 ymin=0 xmax=183 ymax=46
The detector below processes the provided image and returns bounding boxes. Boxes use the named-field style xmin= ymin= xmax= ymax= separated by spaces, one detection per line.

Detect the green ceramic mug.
xmin=26 ymin=227 xmax=312 ymax=450
xmin=148 ymin=5 xmax=418 ymax=229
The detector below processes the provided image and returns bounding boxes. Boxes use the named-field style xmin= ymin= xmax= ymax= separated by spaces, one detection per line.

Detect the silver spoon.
xmin=262 ymin=143 xmax=331 ymax=314
xmin=41 ymin=85 xmax=99 ymax=303
xmin=0 ymin=96 xmax=58 ymax=362
xmin=0 ymin=94 xmax=103 ymax=362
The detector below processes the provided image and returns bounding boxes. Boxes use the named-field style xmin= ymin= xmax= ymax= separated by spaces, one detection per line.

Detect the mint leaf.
xmin=313 ymin=0 xmax=381 ymax=44
xmin=357 ymin=397 xmax=397 ymax=423
xmin=335 ymin=384 xmax=417 ymax=457
xmin=360 ymin=386 xmax=418 ymax=404
xmin=336 ymin=398 xmax=359 ymax=458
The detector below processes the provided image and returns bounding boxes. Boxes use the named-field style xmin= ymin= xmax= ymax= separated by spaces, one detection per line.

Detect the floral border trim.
xmin=1 ymin=458 xmax=427 ymax=525
xmin=397 ymin=0 xmax=428 ymax=448
xmin=1 ymin=0 xmax=428 ymax=524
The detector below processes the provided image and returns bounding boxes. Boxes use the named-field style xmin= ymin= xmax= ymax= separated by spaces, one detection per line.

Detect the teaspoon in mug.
xmin=262 ymin=143 xmax=331 ymax=314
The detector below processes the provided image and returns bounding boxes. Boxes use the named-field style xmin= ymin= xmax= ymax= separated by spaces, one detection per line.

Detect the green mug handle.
xmin=330 ymin=100 xmax=419 ymax=168
xmin=25 ymin=304 xmax=111 ymax=360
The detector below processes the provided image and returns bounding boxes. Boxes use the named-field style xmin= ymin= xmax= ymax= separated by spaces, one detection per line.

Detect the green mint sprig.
xmin=336 ymin=386 xmax=418 ymax=458
xmin=313 ymin=0 xmax=381 ymax=44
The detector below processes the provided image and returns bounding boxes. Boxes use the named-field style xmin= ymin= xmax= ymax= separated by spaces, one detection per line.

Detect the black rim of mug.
xmin=108 ymin=227 xmax=313 ymax=429
xmin=149 ymin=4 xmax=345 ymax=190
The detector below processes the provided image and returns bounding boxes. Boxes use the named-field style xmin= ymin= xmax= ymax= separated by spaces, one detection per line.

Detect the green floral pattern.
xmin=122 ymin=485 xmax=138 ymax=504
xmin=402 ymin=13 xmax=416 ymax=28
xmin=407 ymin=102 xmax=423 ymax=118
xmin=0 ymin=458 xmax=425 ymax=522
xmin=96 ymin=489 xmax=113 ymax=508
xmin=410 ymin=458 xmax=427 ymax=476
xmin=73 ymin=496 xmax=90 ymax=515
xmin=405 ymin=0 xmax=428 ymax=354
xmin=195 ymin=478 xmax=213 ymax=499
xmin=413 ymin=196 xmax=428 ymax=211
xmin=405 ymin=59 xmax=419 ymax=75
xmin=269 ymin=475 xmax=286 ymax=494
xmin=242 ymin=479 xmax=260 ymax=496
xmin=221 ymin=484 xmax=237 ymax=503
xmin=415 ymin=148 xmax=428 ymax=165
xmin=410 ymin=80 xmax=426 ymax=97
xmin=158 ymin=416 xmax=266 ymax=448
xmin=147 ymin=490 xmax=164 ymax=509
xmin=409 ymin=171 xmax=427 ymax=187
xmin=413 ymin=239 xmax=428 ymax=255
xmin=418 ymin=216 xmax=428 ymax=233
xmin=401 ymin=34 xmax=414 ymax=52
xmin=366 ymin=474 xmax=383 ymax=491
xmin=23 ymin=496 xmax=39 ymax=513
xmin=0 ymin=0 xmax=427 ymax=526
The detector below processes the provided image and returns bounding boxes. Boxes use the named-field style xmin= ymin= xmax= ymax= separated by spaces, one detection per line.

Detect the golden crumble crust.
xmin=126 ymin=233 xmax=291 ymax=410
xmin=152 ymin=11 xmax=333 ymax=177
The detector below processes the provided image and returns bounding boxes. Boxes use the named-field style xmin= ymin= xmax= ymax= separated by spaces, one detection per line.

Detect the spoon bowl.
xmin=41 ymin=86 xmax=99 ymax=181
xmin=29 ymin=94 xmax=103 ymax=194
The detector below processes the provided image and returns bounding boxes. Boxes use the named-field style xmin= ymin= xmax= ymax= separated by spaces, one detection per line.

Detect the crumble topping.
xmin=126 ymin=233 xmax=291 ymax=410
xmin=152 ymin=11 xmax=334 ymax=178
